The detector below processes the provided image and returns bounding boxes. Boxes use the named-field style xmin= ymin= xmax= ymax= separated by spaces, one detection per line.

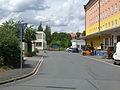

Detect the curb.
xmin=0 ymin=56 xmax=43 ymax=85
xmin=81 ymin=55 xmax=120 ymax=68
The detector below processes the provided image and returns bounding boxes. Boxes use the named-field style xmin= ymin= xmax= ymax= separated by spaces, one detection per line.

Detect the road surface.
xmin=1 ymin=51 xmax=120 ymax=90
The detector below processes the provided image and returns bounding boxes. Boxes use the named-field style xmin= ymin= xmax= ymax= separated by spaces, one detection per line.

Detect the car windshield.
xmin=0 ymin=0 xmax=120 ymax=90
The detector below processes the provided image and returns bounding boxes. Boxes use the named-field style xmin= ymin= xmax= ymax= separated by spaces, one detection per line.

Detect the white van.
xmin=113 ymin=42 xmax=120 ymax=64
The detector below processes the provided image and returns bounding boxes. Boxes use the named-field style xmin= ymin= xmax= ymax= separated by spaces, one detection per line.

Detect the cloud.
xmin=47 ymin=0 xmax=88 ymax=33
xmin=0 ymin=0 xmax=49 ymax=24
xmin=0 ymin=0 xmax=49 ymax=12
xmin=0 ymin=0 xmax=89 ymax=33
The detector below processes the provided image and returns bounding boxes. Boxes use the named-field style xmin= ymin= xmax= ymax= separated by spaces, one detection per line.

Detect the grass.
xmin=0 ymin=66 xmax=12 ymax=72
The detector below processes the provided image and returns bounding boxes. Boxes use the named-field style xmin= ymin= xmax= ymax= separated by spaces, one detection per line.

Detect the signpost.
xmin=16 ymin=23 xmax=27 ymax=73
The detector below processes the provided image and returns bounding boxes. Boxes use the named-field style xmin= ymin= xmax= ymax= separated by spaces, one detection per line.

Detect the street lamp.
xmin=16 ymin=23 xmax=27 ymax=73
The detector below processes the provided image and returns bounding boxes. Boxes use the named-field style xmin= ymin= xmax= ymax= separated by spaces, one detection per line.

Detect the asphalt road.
xmin=1 ymin=51 xmax=120 ymax=90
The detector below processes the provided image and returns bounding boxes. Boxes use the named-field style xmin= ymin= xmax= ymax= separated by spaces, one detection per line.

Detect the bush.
xmin=32 ymin=51 xmax=36 ymax=56
xmin=24 ymin=52 xmax=33 ymax=57
xmin=0 ymin=56 xmax=4 ymax=66
xmin=0 ymin=20 xmax=21 ymax=67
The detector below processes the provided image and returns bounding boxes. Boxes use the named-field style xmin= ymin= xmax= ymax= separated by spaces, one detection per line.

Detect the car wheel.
xmin=113 ymin=59 xmax=117 ymax=65
xmin=82 ymin=53 xmax=86 ymax=56
xmin=113 ymin=61 xmax=117 ymax=65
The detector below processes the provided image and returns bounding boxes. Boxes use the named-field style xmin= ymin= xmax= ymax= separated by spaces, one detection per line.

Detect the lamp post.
xmin=16 ymin=23 xmax=27 ymax=73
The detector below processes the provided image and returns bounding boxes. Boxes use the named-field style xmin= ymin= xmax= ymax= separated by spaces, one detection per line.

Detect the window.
xmin=115 ymin=3 xmax=117 ymax=11
xmin=36 ymin=42 xmax=42 ymax=47
xmin=119 ymin=1 xmax=120 ymax=11
xmin=119 ymin=18 xmax=120 ymax=24
xmin=111 ymin=21 xmax=114 ymax=26
xmin=106 ymin=23 xmax=107 ymax=28
xmin=102 ymin=11 xmax=105 ymax=19
xmin=108 ymin=8 xmax=110 ymax=16
xmin=111 ymin=5 xmax=114 ymax=14
xmin=115 ymin=19 xmax=117 ymax=25
xmin=105 ymin=38 xmax=109 ymax=48
xmin=108 ymin=22 xmax=110 ymax=27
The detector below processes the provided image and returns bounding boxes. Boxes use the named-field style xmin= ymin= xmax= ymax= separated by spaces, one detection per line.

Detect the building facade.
xmin=34 ymin=31 xmax=47 ymax=50
xmin=71 ymin=40 xmax=85 ymax=49
xmin=84 ymin=0 xmax=120 ymax=50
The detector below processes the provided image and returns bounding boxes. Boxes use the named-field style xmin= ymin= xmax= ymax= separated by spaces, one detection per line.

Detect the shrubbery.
xmin=0 ymin=56 xmax=4 ymax=66
xmin=0 ymin=20 xmax=21 ymax=67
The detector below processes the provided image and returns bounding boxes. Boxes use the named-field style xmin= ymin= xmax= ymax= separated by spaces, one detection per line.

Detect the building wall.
xmin=71 ymin=40 xmax=85 ymax=49
xmin=86 ymin=34 xmax=111 ymax=48
xmin=35 ymin=31 xmax=47 ymax=50
xmin=85 ymin=0 xmax=120 ymax=35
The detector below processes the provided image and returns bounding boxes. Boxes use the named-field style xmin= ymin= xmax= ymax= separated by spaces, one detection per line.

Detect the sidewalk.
xmin=85 ymin=55 xmax=113 ymax=64
xmin=0 ymin=51 xmax=44 ymax=83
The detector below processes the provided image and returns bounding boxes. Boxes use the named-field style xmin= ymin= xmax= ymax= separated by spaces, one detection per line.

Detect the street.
xmin=1 ymin=51 xmax=120 ymax=90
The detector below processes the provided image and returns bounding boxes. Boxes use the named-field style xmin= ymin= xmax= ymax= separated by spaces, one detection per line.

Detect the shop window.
xmin=110 ymin=37 xmax=114 ymax=46
xmin=104 ymin=38 xmax=109 ymax=49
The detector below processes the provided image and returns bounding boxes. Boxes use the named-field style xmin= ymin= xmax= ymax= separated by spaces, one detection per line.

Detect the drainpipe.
xmin=99 ymin=0 xmax=100 ymax=32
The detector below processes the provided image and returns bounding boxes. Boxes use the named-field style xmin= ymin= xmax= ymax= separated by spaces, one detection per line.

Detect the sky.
xmin=0 ymin=0 xmax=89 ymax=33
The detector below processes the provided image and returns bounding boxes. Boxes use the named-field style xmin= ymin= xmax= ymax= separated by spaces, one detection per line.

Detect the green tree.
xmin=38 ymin=23 xmax=43 ymax=31
xmin=50 ymin=32 xmax=72 ymax=48
xmin=44 ymin=25 xmax=51 ymax=45
xmin=0 ymin=19 xmax=21 ymax=67
xmin=24 ymin=25 xmax=36 ymax=56
xmin=82 ymin=30 xmax=86 ymax=36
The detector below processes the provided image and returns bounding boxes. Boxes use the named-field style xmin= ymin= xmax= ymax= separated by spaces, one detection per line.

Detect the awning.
xmin=82 ymin=26 xmax=120 ymax=39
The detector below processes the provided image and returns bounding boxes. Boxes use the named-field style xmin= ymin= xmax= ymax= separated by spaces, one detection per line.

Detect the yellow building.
xmin=84 ymin=0 xmax=120 ymax=50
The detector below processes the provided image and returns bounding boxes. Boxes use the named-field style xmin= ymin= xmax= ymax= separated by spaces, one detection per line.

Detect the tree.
xmin=0 ymin=19 xmax=21 ymax=67
xmin=82 ymin=30 xmax=86 ymax=36
xmin=50 ymin=32 xmax=72 ymax=48
xmin=38 ymin=23 xmax=43 ymax=31
xmin=76 ymin=32 xmax=81 ymax=40
xmin=44 ymin=25 xmax=51 ymax=45
xmin=24 ymin=25 xmax=36 ymax=56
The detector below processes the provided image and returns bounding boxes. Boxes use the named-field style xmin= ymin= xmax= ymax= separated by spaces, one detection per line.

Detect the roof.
xmin=82 ymin=26 xmax=120 ymax=39
xmin=71 ymin=33 xmax=77 ymax=37
xmin=71 ymin=33 xmax=84 ymax=38
xmin=84 ymin=0 xmax=97 ymax=10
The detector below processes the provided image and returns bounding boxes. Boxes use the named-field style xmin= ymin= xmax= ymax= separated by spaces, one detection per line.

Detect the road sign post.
xmin=16 ymin=23 xmax=27 ymax=74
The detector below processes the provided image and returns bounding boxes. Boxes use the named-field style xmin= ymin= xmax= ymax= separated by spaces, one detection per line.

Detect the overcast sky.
xmin=0 ymin=0 xmax=89 ymax=33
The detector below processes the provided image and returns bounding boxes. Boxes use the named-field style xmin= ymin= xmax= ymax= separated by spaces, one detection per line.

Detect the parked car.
xmin=113 ymin=42 xmax=120 ymax=64
xmin=72 ymin=48 xmax=79 ymax=53
xmin=66 ymin=48 xmax=73 ymax=52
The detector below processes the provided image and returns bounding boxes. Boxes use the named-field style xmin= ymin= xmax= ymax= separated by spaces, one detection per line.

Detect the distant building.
xmin=34 ymin=31 xmax=47 ymax=50
xmin=71 ymin=39 xmax=85 ymax=49
xmin=70 ymin=33 xmax=83 ymax=40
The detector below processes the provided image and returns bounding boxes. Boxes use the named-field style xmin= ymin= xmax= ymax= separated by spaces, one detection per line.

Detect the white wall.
xmin=71 ymin=40 xmax=85 ymax=49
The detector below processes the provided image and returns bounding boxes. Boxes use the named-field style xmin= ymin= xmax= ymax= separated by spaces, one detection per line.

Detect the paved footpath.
xmin=0 ymin=52 xmax=44 ymax=83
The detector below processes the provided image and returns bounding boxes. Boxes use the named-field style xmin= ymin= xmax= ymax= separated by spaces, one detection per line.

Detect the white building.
xmin=71 ymin=40 xmax=85 ymax=49
xmin=34 ymin=31 xmax=47 ymax=50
